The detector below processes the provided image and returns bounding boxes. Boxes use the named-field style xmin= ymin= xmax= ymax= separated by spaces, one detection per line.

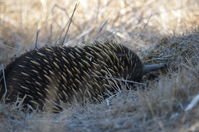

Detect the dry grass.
xmin=0 ymin=0 xmax=199 ymax=131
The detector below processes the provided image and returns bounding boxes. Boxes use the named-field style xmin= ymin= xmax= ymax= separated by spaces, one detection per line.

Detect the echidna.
xmin=0 ymin=41 xmax=166 ymax=112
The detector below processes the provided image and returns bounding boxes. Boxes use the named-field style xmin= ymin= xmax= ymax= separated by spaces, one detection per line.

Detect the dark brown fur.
xmin=0 ymin=41 xmax=143 ymax=112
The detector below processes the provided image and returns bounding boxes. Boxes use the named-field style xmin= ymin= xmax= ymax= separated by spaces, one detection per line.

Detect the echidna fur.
xmin=0 ymin=41 xmax=144 ymax=112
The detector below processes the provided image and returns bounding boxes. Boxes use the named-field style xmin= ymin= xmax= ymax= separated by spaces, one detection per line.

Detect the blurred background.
xmin=0 ymin=0 xmax=199 ymax=63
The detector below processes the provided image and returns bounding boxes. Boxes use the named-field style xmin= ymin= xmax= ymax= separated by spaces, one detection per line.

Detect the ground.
xmin=0 ymin=0 xmax=199 ymax=131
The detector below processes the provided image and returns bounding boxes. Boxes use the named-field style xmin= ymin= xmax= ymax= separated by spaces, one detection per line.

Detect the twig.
xmin=106 ymin=94 xmax=116 ymax=106
xmin=1 ymin=64 xmax=7 ymax=103
xmin=53 ymin=4 xmax=81 ymax=31
xmin=61 ymin=3 xmax=78 ymax=45
xmin=185 ymin=94 xmax=199 ymax=111
xmin=91 ymin=75 xmax=145 ymax=85
xmin=34 ymin=28 xmax=40 ymax=49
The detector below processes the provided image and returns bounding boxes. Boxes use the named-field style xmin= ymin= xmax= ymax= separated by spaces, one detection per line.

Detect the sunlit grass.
xmin=0 ymin=0 xmax=198 ymax=49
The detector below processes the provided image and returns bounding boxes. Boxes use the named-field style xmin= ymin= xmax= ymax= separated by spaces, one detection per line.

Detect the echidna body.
xmin=0 ymin=41 xmax=144 ymax=112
